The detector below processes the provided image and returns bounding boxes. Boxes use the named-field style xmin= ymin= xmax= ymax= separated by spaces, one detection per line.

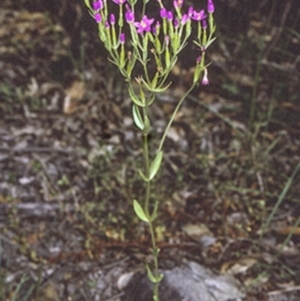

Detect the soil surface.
xmin=0 ymin=0 xmax=300 ymax=300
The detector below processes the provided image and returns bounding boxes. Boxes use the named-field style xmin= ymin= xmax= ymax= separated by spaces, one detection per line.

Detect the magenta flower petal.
xmin=134 ymin=15 xmax=155 ymax=34
xmin=188 ymin=6 xmax=194 ymax=17
xmin=112 ymin=0 xmax=126 ymax=4
xmin=181 ymin=14 xmax=188 ymax=25
xmin=191 ymin=9 xmax=206 ymax=21
xmin=173 ymin=0 xmax=184 ymax=9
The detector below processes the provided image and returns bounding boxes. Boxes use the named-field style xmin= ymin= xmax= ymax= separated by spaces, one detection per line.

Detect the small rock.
xmin=120 ymin=260 xmax=245 ymax=301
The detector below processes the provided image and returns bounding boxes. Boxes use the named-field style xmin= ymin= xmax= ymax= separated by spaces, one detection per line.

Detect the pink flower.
xmin=191 ymin=9 xmax=206 ymax=21
xmin=134 ymin=15 xmax=155 ymax=34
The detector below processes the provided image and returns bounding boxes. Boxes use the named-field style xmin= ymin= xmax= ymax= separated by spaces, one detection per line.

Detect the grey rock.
xmin=121 ymin=261 xmax=245 ymax=301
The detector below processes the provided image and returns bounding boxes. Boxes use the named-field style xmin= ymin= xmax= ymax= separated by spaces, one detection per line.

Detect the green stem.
xmin=141 ymin=81 xmax=197 ymax=300
xmin=143 ymin=131 xmax=151 ymax=215
xmin=142 ymin=101 xmax=160 ymax=301
xmin=158 ymin=83 xmax=196 ymax=153
xmin=149 ymin=221 xmax=160 ymax=301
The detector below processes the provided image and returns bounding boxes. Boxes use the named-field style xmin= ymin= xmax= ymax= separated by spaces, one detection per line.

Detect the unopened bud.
xmin=207 ymin=0 xmax=215 ymax=13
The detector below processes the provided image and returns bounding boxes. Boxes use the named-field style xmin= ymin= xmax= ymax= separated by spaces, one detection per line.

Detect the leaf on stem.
xmin=133 ymin=200 xmax=149 ymax=222
xmin=129 ymin=86 xmax=145 ymax=107
xmin=145 ymin=262 xmax=164 ymax=283
xmin=132 ymin=104 xmax=144 ymax=130
xmin=141 ymin=78 xmax=172 ymax=93
xmin=149 ymin=151 xmax=163 ymax=180
xmin=145 ymin=263 xmax=164 ymax=283
xmin=84 ymin=0 xmax=92 ymax=10
xmin=150 ymin=200 xmax=159 ymax=221
xmin=138 ymin=168 xmax=149 ymax=182
xmin=205 ymin=37 xmax=217 ymax=49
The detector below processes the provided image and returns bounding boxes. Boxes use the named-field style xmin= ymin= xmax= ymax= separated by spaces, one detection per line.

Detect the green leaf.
xmin=145 ymin=264 xmax=164 ymax=283
xmin=132 ymin=105 xmax=144 ymax=130
xmin=138 ymin=168 xmax=149 ymax=182
xmin=84 ymin=0 xmax=92 ymax=9
xmin=205 ymin=37 xmax=217 ymax=49
xmin=141 ymin=79 xmax=172 ymax=93
xmin=133 ymin=200 xmax=149 ymax=222
xmin=151 ymin=72 xmax=159 ymax=88
xmin=150 ymin=200 xmax=159 ymax=221
xmin=151 ymin=246 xmax=161 ymax=257
xmin=149 ymin=151 xmax=163 ymax=180
xmin=128 ymin=86 xmax=144 ymax=107
xmin=148 ymin=94 xmax=156 ymax=106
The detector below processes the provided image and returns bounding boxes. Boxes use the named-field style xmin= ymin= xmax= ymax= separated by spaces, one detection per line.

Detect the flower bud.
xmin=167 ymin=11 xmax=173 ymax=21
xmin=202 ymin=68 xmax=209 ymax=85
xmin=110 ymin=14 xmax=115 ymax=25
xmin=112 ymin=0 xmax=126 ymax=4
xmin=207 ymin=0 xmax=215 ymax=13
xmin=95 ymin=13 xmax=102 ymax=23
xmin=93 ymin=0 xmax=103 ymax=10
xmin=125 ymin=5 xmax=134 ymax=22
xmin=174 ymin=18 xmax=179 ymax=28
xmin=181 ymin=14 xmax=188 ymax=25
xmin=165 ymin=35 xmax=169 ymax=46
xmin=160 ymin=8 xmax=167 ymax=18
xmin=120 ymin=33 xmax=125 ymax=44
xmin=173 ymin=0 xmax=183 ymax=9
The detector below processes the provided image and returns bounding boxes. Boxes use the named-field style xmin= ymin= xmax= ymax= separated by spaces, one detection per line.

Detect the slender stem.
xmin=158 ymin=83 xmax=197 ymax=153
xmin=142 ymin=99 xmax=160 ymax=301
xmin=149 ymin=221 xmax=160 ymax=301
xmin=143 ymin=131 xmax=151 ymax=215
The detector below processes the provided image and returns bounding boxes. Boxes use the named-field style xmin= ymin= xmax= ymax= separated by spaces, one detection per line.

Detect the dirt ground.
xmin=0 ymin=0 xmax=300 ymax=300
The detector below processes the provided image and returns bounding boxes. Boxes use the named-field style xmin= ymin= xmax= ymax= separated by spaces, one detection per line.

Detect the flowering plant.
xmin=84 ymin=0 xmax=216 ymax=299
